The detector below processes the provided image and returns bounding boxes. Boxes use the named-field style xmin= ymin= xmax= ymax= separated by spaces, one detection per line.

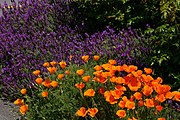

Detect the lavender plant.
xmin=0 ymin=0 xmax=151 ymax=100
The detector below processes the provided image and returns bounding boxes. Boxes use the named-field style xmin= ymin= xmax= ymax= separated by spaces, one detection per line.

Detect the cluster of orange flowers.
xmin=13 ymin=55 xmax=180 ymax=119
xmin=14 ymin=60 xmax=70 ymax=114
xmin=14 ymin=89 xmax=28 ymax=114
xmin=74 ymin=56 xmax=180 ymax=119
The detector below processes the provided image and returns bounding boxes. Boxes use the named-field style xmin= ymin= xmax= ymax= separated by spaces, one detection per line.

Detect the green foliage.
xmin=144 ymin=23 xmax=180 ymax=90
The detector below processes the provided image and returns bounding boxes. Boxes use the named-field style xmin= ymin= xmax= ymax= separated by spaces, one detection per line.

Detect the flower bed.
xmin=13 ymin=55 xmax=180 ymax=120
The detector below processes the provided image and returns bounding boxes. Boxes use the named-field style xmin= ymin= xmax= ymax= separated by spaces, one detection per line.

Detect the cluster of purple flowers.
xmin=0 ymin=0 xmax=150 ymax=99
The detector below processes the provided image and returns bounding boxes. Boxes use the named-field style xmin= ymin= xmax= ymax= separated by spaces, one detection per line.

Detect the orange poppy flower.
xmin=157 ymin=118 xmax=166 ymax=120
xmin=43 ymin=62 xmax=50 ymax=67
xmin=152 ymin=77 xmax=163 ymax=86
xmin=125 ymin=100 xmax=135 ymax=109
xmin=156 ymin=105 xmax=163 ymax=112
xmin=144 ymin=68 xmax=152 ymax=74
xmin=20 ymin=88 xmax=27 ymax=95
xmin=162 ymin=85 xmax=171 ymax=93
xmin=76 ymin=69 xmax=84 ymax=76
xmin=59 ymin=61 xmax=66 ymax=69
xmin=14 ymin=98 xmax=24 ymax=106
xmin=84 ymin=89 xmax=95 ymax=97
xmin=47 ymin=67 xmax=57 ymax=74
xmin=115 ymin=77 xmax=125 ymax=84
xmin=98 ymin=87 xmax=105 ymax=95
xmin=116 ymin=110 xmax=126 ymax=118
xmin=128 ymin=78 xmax=141 ymax=91
xmin=108 ymin=59 xmax=117 ymax=65
xmin=42 ymin=91 xmax=48 ymax=97
xmin=50 ymin=81 xmax=58 ymax=88
xmin=172 ymin=91 xmax=180 ymax=102
xmin=93 ymin=71 xmax=102 ymax=77
xmin=118 ymin=100 xmax=126 ymax=108
xmin=128 ymin=65 xmax=138 ymax=72
xmin=153 ymin=84 xmax=163 ymax=94
xmin=142 ymin=85 xmax=153 ymax=96
xmin=133 ymin=92 xmax=142 ymax=100
xmin=101 ymin=72 xmax=111 ymax=78
xmin=93 ymin=76 xmax=108 ymax=84
xmin=35 ymin=78 xmax=43 ymax=84
xmin=110 ymin=76 xmax=117 ymax=83
xmin=101 ymin=63 xmax=112 ymax=71
xmin=138 ymin=100 xmax=144 ymax=107
xmin=144 ymin=98 xmax=155 ymax=108
xmin=19 ymin=104 xmax=28 ymax=114
xmin=115 ymin=85 xmax=126 ymax=91
xmin=155 ymin=94 xmax=166 ymax=103
xmin=141 ymin=74 xmax=154 ymax=83
xmin=94 ymin=65 xmax=102 ymax=71
xmin=82 ymin=76 xmax=91 ymax=82
xmin=104 ymin=91 xmax=118 ymax=104
xmin=75 ymin=82 xmax=85 ymax=90
xmin=132 ymin=70 xmax=142 ymax=77
xmin=32 ymin=70 xmax=40 ymax=76
xmin=93 ymin=55 xmax=100 ymax=61
xmin=88 ymin=107 xmax=98 ymax=117
xmin=165 ymin=91 xmax=173 ymax=99
xmin=82 ymin=55 xmax=89 ymax=62
xmin=65 ymin=70 xmax=70 ymax=75
xmin=110 ymin=89 xmax=124 ymax=100
xmin=76 ymin=107 xmax=88 ymax=117
xmin=58 ymin=74 xmax=64 ymax=80
xmin=50 ymin=61 xmax=57 ymax=66
xmin=42 ymin=79 xmax=51 ymax=88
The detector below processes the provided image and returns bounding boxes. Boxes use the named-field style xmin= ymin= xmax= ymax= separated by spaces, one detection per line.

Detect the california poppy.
xmin=75 ymin=82 xmax=85 ymax=90
xmin=19 ymin=104 xmax=28 ymax=114
xmin=144 ymin=68 xmax=152 ymax=74
xmin=76 ymin=69 xmax=84 ymax=76
xmin=142 ymin=85 xmax=153 ymax=96
xmin=42 ymin=91 xmax=48 ymax=97
xmin=35 ymin=78 xmax=43 ymax=84
xmin=50 ymin=81 xmax=58 ymax=88
xmin=42 ymin=79 xmax=51 ymax=88
xmin=59 ymin=61 xmax=66 ymax=69
xmin=47 ymin=67 xmax=57 ymax=74
xmin=58 ymin=74 xmax=64 ymax=80
xmin=84 ymin=89 xmax=95 ymax=97
xmin=116 ymin=110 xmax=126 ymax=118
xmin=20 ymin=88 xmax=27 ymax=95
xmin=65 ymin=70 xmax=70 ymax=75
xmin=43 ymin=62 xmax=50 ymax=67
xmin=108 ymin=59 xmax=117 ymax=65
xmin=32 ymin=70 xmax=40 ymax=76
xmin=125 ymin=100 xmax=135 ymax=109
xmin=144 ymin=98 xmax=155 ymax=108
xmin=82 ymin=55 xmax=89 ymax=62
xmin=76 ymin=107 xmax=88 ymax=117
xmin=94 ymin=65 xmax=102 ymax=71
xmin=133 ymin=92 xmax=142 ymax=100
xmin=88 ymin=108 xmax=98 ymax=117
xmin=157 ymin=118 xmax=166 ymax=120
xmin=82 ymin=76 xmax=91 ymax=82
xmin=93 ymin=55 xmax=100 ymax=61
xmin=14 ymin=98 xmax=24 ymax=106
xmin=156 ymin=105 xmax=163 ymax=112
xmin=50 ymin=61 xmax=57 ymax=66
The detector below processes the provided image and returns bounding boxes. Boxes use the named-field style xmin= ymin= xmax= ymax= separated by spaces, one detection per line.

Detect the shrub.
xmin=144 ymin=23 xmax=180 ymax=91
xmin=14 ymin=56 xmax=180 ymax=120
